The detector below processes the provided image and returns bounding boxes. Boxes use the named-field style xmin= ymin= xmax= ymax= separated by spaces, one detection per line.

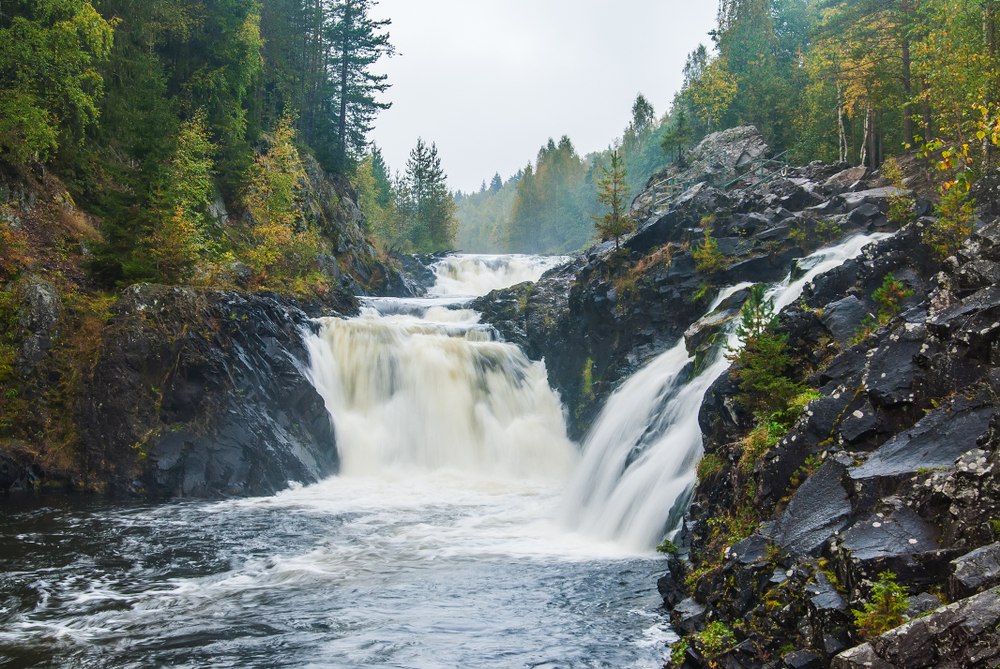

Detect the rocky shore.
xmin=477 ymin=127 xmax=1000 ymax=667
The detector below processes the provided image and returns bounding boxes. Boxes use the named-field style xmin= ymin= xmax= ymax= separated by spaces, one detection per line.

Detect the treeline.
xmin=666 ymin=0 xmax=998 ymax=167
xmin=455 ymin=95 xmax=667 ymax=254
xmin=459 ymin=0 xmax=1000 ymax=255
xmin=353 ymin=140 xmax=458 ymax=254
xmin=0 ymin=0 xmax=448 ymax=288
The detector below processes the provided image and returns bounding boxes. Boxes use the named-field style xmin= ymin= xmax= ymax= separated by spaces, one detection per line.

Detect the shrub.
xmin=693 ymin=229 xmax=727 ymax=273
xmin=873 ymin=273 xmax=913 ymax=324
xmin=853 ymin=571 xmax=909 ymax=638
xmin=739 ymin=420 xmax=786 ymax=473
xmin=727 ymin=284 xmax=804 ymax=417
xmin=882 ymin=158 xmax=914 ymax=226
xmin=697 ymin=452 xmax=726 ymax=481
xmin=924 ymin=175 xmax=976 ymax=260
xmin=656 ymin=538 xmax=680 ymax=554
xmin=697 ymin=621 xmax=735 ymax=659
xmin=670 ymin=638 xmax=689 ymax=667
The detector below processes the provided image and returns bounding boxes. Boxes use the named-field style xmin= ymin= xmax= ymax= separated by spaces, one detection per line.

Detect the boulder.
xmin=820 ymin=296 xmax=869 ymax=346
xmin=832 ymin=588 xmax=1000 ymax=669
xmin=947 ymin=541 xmax=1000 ymax=601
xmin=769 ymin=457 xmax=853 ymax=556
xmin=13 ymin=275 xmax=61 ymax=376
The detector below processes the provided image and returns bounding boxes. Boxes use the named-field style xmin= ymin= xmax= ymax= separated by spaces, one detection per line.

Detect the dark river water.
xmin=0 ymin=476 xmax=672 ymax=669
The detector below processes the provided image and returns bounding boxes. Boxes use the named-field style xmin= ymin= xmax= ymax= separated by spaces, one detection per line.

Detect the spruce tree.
xmin=405 ymin=138 xmax=457 ymax=252
xmin=592 ymin=149 xmax=633 ymax=251
xmin=326 ymin=0 xmax=395 ymax=170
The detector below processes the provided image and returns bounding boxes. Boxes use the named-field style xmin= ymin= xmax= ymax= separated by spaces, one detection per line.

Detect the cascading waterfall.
xmin=305 ymin=254 xmax=577 ymax=480
xmin=562 ymin=233 xmax=888 ymax=552
xmin=430 ymin=254 xmax=569 ymax=296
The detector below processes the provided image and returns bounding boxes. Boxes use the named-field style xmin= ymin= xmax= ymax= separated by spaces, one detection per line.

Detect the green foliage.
xmin=403 ymin=138 xmax=458 ymax=252
xmin=873 ymin=273 xmax=913 ymax=324
xmin=693 ymin=230 xmax=727 ymax=273
xmin=697 ymin=452 xmax=727 ymax=482
xmin=697 ymin=621 xmax=735 ymax=659
xmin=669 ymin=638 xmax=689 ymax=667
xmin=0 ymin=0 xmax=116 ymax=164
xmin=581 ymin=357 xmax=595 ymax=400
xmin=238 ymin=114 xmax=318 ymax=281
xmin=853 ymin=571 xmax=909 ymax=639
xmin=592 ymin=149 xmax=634 ymax=251
xmin=728 ymin=284 xmax=804 ymax=417
xmin=924 ymin=175 xmax=977 ymax=260
xmin=739 ymin=420 xmax=786 ymax=474
xmin=882 ymin=158 xmax=914 ymax=226
xmin=656 ymin=538 xmax=680 ymax=554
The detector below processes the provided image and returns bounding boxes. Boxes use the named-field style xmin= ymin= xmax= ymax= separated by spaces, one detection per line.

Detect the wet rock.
xmin=834 ymin=505 xmax=954 ymax=598
xmin=849 ymin=398 xmax=996 ymax=481
xmin=13 ymin=275 xmax=61 ymax=376
xmin=77 ymin=285 xmax=342 ymax=496
xmin=824 ymin=167 xmax=868 ymax=190
xmin=726 ymin=534 xmax=771 ymax=565
xmin=783 ymin=649 xmax=823 ymax=669
xmin=770 ymin=457 xmax=853 ymax=556
xmin=948 ymin=541 xmax=1000 ymax=600
xmin=832 ymin=588 xmax=1000 ymax=669
xmin=673 ymin=597 xmax=708 ymax=634
xmin=906 ymin=592 xmax=943 ymax=618
xmin=820 ymin=296 xmax=868 ymax=346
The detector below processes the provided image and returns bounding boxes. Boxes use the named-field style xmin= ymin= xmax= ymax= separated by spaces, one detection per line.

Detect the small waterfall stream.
xmin=561 ymin=234 xmax=887 ymax=551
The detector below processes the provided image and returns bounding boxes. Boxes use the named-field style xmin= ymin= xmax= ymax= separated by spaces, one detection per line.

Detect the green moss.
xmin=581 ymin=357 xmax=595 ymax=400
xmin=697 ymin=452 xmax=726 ymax=482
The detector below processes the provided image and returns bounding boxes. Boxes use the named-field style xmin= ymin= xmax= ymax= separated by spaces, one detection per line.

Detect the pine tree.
xmin=326 ymin=0 xmax=394 ymax=170
xmin=592 ymin=149 xmax=633 ymax=251
xmin=489 ymin=173 xmax=503 ymax=194
xmin=405 ymin=138 xmax=457 ymax=252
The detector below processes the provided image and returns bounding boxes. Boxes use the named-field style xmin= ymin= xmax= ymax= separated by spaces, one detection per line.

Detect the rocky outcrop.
xmin=75 ymin=284 xmax=346 ymax=496
xmin=652 ymin=148 xmax=1000 ymax=666
xmin=476 ymin=129 xmax=914 ymax=439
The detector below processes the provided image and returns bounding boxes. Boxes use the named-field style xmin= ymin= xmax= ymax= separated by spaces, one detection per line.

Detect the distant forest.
xmin=455 ymin=0 xmax=1000 ymax=255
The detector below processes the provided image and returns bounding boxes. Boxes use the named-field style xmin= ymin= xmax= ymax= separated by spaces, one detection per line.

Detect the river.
xmin=0 ymin=254 xmax=674 ymax=669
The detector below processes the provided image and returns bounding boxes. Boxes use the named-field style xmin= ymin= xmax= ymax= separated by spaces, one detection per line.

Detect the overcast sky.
xmin=368 ymin=1 xmax=719 ymax=194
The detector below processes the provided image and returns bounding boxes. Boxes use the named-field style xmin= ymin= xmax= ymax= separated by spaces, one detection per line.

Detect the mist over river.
xmin=0 ymin=255 xmax=674 ymax=669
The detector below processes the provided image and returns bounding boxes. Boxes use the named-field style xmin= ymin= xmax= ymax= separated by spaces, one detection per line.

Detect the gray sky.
xmin=368 ymin=1 xmax=719 ymax=194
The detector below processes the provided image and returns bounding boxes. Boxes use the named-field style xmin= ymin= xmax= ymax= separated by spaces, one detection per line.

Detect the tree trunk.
xmin=922 ymin=77 xmax=932 ymax=144
xmin=837 ymin=82 xmax=848 ymax=163
xmin=902 ymin=0 xmax=913 ymax=146
xmin=860 ymin=102 xmax=871 ymax=168
xmin=338 ymin=2 xmax=353 ymax=170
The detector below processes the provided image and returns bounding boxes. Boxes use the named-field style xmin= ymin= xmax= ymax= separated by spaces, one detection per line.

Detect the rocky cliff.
xmin=0 ymin=160 xmax=406 ymax=495
xmin=477 ymin=126 xmax=1000 ymax=667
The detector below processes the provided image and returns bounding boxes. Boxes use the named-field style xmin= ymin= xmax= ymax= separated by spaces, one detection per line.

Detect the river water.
xmin=0 ymin=254 xmax=675 ymax=669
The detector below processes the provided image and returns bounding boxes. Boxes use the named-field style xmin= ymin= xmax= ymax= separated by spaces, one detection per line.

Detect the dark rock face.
xmin=832 ymin=588 xmax=1000 ymax=669
xmin=12 ymin=275 xmax=61 ymax=376
xmin=76 ymin=284 xmax=343 ymax=496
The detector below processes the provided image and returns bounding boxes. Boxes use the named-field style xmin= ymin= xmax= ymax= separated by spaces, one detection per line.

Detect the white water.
xmin=561 ymin=233 xmax=888 ymax=551
xmin=429 ymin=254 xmax=570 ymax=297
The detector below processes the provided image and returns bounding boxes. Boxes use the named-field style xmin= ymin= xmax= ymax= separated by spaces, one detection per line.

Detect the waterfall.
xmin=305 ymin=254 xmax=576 ymax=480
xmin=561 ymin=233 xmax=887 ymax=552
xmin=429 ymin=254 xmax=569 ymax=296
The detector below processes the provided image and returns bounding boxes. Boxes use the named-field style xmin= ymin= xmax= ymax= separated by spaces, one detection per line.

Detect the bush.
xmin=727 ymin=284 xmax=804 ymax=417
xmin=693 ymin=229 xmax=727 ymax=273
xmin=853 ymin=571 xmax=909 ymax=638
xmin=697 ymin=452 xmax=726 ymax=481
xmin=924 ymin=175 xmax=976 ymax=259
xmin=873 ymin=273 xmax=913 ymax=324
xmin=882 ymin=158 xmax=914 ymax=226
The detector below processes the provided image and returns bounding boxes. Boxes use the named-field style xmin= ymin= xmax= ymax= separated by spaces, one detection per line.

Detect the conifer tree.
xmin=405 ymin=138 xmax=457 ymax=252
xmin=592 ymin=149 xmax=633 ymax=251
xmin=326 ymin=0 xmax=394 ymax=170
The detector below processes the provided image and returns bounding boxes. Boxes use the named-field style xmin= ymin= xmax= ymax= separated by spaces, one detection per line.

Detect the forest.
xmin=1 ymin=0 xmax=999 ymax=271
xmin=456 ymin=0 xmax=1000 ymax=255
xmin=0 ymin=0 xmax=458 ymax=295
